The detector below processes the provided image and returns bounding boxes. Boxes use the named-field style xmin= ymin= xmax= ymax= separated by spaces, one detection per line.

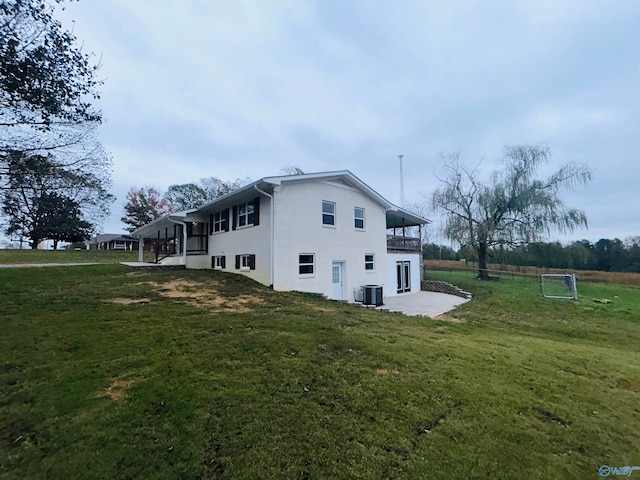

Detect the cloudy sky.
xmin=56 ymin=0 xmax=639 ymax=244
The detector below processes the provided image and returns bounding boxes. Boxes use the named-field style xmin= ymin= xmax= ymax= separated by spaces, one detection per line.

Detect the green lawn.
xmin=0 ymin=248 xmax=153 ymax=264
xmin=1 ymin=265 xmax=638 ymax=479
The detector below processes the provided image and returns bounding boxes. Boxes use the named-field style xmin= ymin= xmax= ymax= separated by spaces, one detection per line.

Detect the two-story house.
xmin=131 ymin=171 xmax=428 ymax=303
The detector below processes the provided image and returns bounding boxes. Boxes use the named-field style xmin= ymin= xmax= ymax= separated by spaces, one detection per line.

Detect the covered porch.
xmin=386 ymin=207 xmax=428 ymax=253
xmin=130 ymin=210 xmax=208 ymax=265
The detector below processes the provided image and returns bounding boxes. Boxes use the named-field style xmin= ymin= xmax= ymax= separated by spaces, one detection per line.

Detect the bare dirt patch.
xmin=104 ymin=379 xmax=134 ymax=401
xmin=434 ymin=313 xmax=466 ymax=324
xmin=375 ymin=369 xmax=400 ymax=376
xmin=110 ymin=298 xmax=151 ymax=305
xmin=147 ymin=280 xmax=264 ymax=312
xmin=311 ymin=305 xmax=335 ymax=313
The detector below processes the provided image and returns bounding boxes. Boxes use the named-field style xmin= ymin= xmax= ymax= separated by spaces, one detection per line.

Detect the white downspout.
xmin=167 ymin=218 xmax=188 ymax=266
xmin=254 ymin=185 xmax=274 ymax=288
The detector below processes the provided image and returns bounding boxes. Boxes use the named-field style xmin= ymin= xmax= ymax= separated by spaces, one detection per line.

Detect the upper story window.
xmin=231 ymin=197 xmax=260 ymax=230
xmin=237 ymin=201 xmax=255 ymax=228
xmin=354 ymin=207 xmax=365 ymax=230
xmin=322 ymin=201 xmax=335 ymax=226
xmin=213 ymin=210 xmax=228 ymax=233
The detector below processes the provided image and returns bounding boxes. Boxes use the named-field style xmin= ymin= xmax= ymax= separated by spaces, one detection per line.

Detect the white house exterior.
xmin=132 ymin=171 xmax=428 ymax=303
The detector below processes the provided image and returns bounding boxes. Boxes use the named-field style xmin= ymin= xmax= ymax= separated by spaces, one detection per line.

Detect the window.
xmin=299 ymin=254 xmax=315 ymax=275
xmin=212 ymin=255 xmax=226 ymax=269
xmin=212 ymin=210 xmax=229 ymax=233
xmin=322 ymin=201 xmax=335 ymax=226
xmin=237 ymin=201 xmax=255 ymax=228
xmin=236 ymin=254 xmax=256 ymax=270
xmin=187 ymin=222 xmax=208 ymax=253
xmin=354 ymin=207 xmax=365 ymax=229
xmin=365 ymin=254 xmax=375 ymax=271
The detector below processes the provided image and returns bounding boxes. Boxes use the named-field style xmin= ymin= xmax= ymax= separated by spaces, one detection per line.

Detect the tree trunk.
xmin=477 ymin=242 xmax=489 ymax=280
xmin=53 ymin=239 xmax=59 ymax=250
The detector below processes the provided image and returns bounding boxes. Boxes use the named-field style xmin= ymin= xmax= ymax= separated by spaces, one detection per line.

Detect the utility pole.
xmin=398 ymin=154 xmax=405 ymax=207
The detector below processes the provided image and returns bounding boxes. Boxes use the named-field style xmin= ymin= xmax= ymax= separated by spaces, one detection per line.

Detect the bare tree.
xmin=164 ymin=176 xmax=245 ymax=210
xmin=431 ymin=145 xmax=592 ymax=279
xmin=280 ymin=165 xmax=305 ymax=175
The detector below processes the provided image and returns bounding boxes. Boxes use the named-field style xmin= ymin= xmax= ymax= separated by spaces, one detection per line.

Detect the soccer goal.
xmin=539 ymin=273 xmax=578 ymax=300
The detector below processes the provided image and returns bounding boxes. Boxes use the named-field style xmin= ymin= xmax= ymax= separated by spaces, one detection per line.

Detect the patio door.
xmin=396 ymin=261 xmax=411 ymax=293
xmin=331 ymin=261 xmax=345 ymax=300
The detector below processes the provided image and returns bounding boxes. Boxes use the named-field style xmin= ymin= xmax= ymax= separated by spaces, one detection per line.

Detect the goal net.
xmin=539 ymin=274 xmax=578 ymax=300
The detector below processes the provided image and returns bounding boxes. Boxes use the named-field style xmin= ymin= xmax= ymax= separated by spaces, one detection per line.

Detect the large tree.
xmin=37 ymin=192 xmax=92 ymax=249
xmin=1 ymin=0 xmax=112 ymax=221
xmin=2 ymin=152 xmax=111 ymax=247
xmin=431 ymin=145 xmax=592 ymax=279
xmin=121 ymin=187 xmax=173 ymax=232
xmin=164 ymin=176 xmax=244 ymax=211
xmin=1 ymin=0 xmax=101 ymax=131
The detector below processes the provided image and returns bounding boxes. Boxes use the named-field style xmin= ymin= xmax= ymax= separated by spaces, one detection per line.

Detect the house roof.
xmin=89 ymin=233 xmax=138 ymax=244
xmin=130 ymin=209 xmax=198 ymax=239
xmin=131 ymin=171 xmax=430 ymax=238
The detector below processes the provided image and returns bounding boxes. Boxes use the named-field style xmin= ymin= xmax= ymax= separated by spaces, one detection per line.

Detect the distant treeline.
xmin=423 ymin=238 xmax=640 ymax=273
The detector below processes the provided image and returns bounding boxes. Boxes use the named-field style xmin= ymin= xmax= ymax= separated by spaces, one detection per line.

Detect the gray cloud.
xmin=51 ymin=0 xmax=639 ymax=241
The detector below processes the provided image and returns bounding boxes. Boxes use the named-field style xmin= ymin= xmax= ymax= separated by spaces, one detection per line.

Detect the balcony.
xmin=387 ymin=235 xmax=421 ymax=253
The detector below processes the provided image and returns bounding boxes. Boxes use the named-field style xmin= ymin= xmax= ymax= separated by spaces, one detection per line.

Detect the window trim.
xmin=236 ymin=201 xmax=255 ymax=229
xmin=213 ymin=211 xmax=225 ymax=233
xmin=298 ymin=253 xmax=315 ymax=276
xmin=354 ymin=207 xmax=365 ymax=230
xmin=213 ymin=255 xmax=225 ymax=270
xmin=322 ymin=201 xmax=336 ymax=227
xmin=235 ymin=254 xmax=256 ymax=270
xmin=365 ymin=253 xmax=375 ymax=271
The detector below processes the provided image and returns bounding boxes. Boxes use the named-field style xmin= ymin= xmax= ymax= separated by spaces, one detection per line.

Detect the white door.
xmin=331 ymin=262 xmax=345 ymax=300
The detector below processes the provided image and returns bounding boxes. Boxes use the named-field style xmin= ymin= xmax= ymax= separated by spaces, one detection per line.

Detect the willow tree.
xmin=431 ymin=145 xmax=592 ymax=279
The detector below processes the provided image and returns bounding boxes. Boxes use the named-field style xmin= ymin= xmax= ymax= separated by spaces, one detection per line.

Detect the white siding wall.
xmin=386 ymin=252 xmax=422 ymax=296
xmin=207 ymin=196 xmax=272 ymax=285
xmin=273 ymin=180 xmax=387 ymax=301
xmin=186 ymin=255 xmax=210 ymax=269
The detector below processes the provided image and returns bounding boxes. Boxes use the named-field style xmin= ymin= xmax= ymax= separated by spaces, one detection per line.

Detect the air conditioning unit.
xmin=362 ymin=285 xmax=383 ymax=306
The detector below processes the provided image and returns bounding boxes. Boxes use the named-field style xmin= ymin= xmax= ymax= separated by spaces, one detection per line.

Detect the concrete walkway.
xmin=376 ymin=291 xmax=470 ymax=318
xmin=0 ymin=262 xmax=102 ymax=269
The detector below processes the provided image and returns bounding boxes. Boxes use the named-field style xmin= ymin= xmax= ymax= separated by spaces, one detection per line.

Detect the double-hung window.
xmin=213 ymin=211 xmax=225 ymax=233
xmin=365 ymin=254 xmax=375 ymax=271
xmin=299 ymin=254 xmax=315 ymax=275
xmin=322 ymin=201 xmax=335 ymax=226
xmin=237 ymin=201 xmax=255 ymax=228
xmin=354 ymin=207 xmax=365 ymax=229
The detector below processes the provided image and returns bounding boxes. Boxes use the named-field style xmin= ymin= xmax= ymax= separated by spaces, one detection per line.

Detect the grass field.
xmin=0 ymin=248 xmax=153 ymax=264
xmin=425 ymin=259 xmax=640 ymax=287
xmin=1 ymin=262 xmax=639 ymax=479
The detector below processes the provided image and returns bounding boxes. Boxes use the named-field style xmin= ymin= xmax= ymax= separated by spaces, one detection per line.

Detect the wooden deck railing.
xmin=387 ymin=235 xmax=421 ymax=252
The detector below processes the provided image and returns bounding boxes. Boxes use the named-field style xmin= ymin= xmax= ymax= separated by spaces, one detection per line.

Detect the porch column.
xmin=182 ymin=224 xmax=187 ymax=265
xmin=138 ymin=237 xmax=144 ymax=262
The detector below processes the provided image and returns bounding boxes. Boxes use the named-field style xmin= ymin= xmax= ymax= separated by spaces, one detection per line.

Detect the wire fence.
xmin=423 ymin=261 xmax=637 ymax=303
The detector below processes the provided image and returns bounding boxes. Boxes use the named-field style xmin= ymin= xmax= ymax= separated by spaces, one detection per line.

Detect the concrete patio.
xmin=375 ymin=291 xmax=470 ymax=318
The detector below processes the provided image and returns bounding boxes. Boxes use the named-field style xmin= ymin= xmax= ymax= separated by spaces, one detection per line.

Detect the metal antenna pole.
xmin=398 ymin=154 xmax=405 ymax=207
